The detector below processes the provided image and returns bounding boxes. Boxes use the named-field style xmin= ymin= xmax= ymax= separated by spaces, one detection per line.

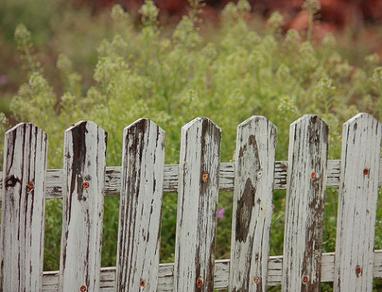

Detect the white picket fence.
xmin=0 ymin=113 xmax=381 ymax=292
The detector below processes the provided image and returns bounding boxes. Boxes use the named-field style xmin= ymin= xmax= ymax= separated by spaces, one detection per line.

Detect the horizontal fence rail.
xmin=1 ymin=113 xmax=382 ymax=292
xmin=0 ymin=159 xmax=382 ymax=198
xmin=40 ymin=251 xmax=382 ymax=291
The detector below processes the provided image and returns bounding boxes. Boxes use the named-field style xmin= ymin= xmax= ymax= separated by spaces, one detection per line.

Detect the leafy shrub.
xmin=7 ymin=0 xmax=382 ymax=271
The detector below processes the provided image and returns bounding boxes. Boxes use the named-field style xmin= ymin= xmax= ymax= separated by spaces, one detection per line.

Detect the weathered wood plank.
xmin=59 ymin=121 xmax=107 ymax=292
xmin=334 ymin=113 xmax=382 ymax=292
xmin=0 ymin=123 xmax=47 ymax=291
xmin=282 ymin=115 xmax=328 ymax=291
xmin=174 ymin=117 xmax=221 ymax=291
xmin=229 ymin=116 xmax=277 ymax=291
xmin=116 ymin=119 xmax=165 ymax=291
xmin=1 ymin=158 xmax=381 ymax=197
xmin=39 ymin=250 xmax=382 ymax=291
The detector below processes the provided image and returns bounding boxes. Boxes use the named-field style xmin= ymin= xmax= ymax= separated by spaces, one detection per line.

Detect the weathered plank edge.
xmin=40 ymin=250 xmax=382 ymax=291
xmin=0 ymin=158 xmax=380 ymax=198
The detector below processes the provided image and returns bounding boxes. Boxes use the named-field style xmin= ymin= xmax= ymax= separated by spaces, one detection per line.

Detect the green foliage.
xmin=8 ymin=0 xmax=382 ymax=271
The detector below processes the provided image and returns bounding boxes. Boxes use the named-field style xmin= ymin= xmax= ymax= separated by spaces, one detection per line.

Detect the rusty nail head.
xmin=140 ymin=279 xmax=146 ymax=288
xmin=26 ymin=181 xmax=34 ymax=192
xmin=202 ymin=171 xmax=209 ymax=183
xmin=311 ymin=171 xmax=317 ymax=180
xmin=253 ymin=276 xmax=261 ymax=285
xmin=355 ymin=265 xmax=363 ymax=277
xmin=80 ymin=285 xmax=87 ymax=292
xmin=302 ymin=275 xmax=309 ymax=285
xmin=363 ymin=168 xmax=369 ymax=176
xmin=82 ymin=180 xmax=90 ymax=189
xmin=196 ymin=277 xmax=204 ymax=288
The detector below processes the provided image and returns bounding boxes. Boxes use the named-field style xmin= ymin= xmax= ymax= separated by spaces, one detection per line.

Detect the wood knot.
xmin=302 ymin=275 xmax=309 ymax=285
xmin=196 ymin=277 xmax=204 ymax=288
xmin=26 ymin=181 xmax=34 ymax=193
xmin=201 ymin=171 xmax=209 ymax=183
xmin=139 ymin=279 xmax=146 ymax=288
xmin=79 ymin=285 xmax=87 ymax=292
xmin=355 ymin=265 xmax=363 ymax=277
xmin=82 ymin=180 xmax=90 ymax=189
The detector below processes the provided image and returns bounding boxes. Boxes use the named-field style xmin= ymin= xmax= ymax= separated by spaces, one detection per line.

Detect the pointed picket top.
xmin=1 ymin=122 xmax=47 ymax=292
xmin=65 ymin=120 xmax=105 ymax=134
xmin=181 ymin=117 xmax=222 ymax=134
xmin=230 ymin=115 xmax=277 ymax=292
xmin=334 ymin=113 xmax=382 ymax=292
xmin=116 ymin=118 xmax=165 ymax=292
xmin=238 ymin=115 xmax=277 ymax=131
xmin=59 ymin=120 xmax=107 ymax=292
xmin=5 ymin=122 xmax=47 ymax=138
xmin=343 ymin=112 xmax=379 ymax=126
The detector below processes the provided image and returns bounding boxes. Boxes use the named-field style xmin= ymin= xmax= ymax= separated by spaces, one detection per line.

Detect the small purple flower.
xmin=0 ymin=75 xmax=8 ymax=86
xmin=216 ymin=208 xmax=225 ymax=220
xmin=0 ymin=74 xmax=8 ymax=86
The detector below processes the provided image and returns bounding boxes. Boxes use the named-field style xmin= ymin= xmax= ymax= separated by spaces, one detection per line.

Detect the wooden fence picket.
xmin=282 ymin=115 xmax=328 ymax=292
xmin=334 ymin=113 xmax=382 ymax=292
xmin=116 ymin=119 xmax=165 ymax=292
xmin=59 ymin=121 xmax=107 ymax=292
xmin=0 ymin=113 xmax=381 ymax=291
xmin=229 ymin=116 xmax=277 ymax=291
xmin=174 ymin=117 xmax=221 ymax=292
xmin=0 ymin=123 xmax=47 ymax=291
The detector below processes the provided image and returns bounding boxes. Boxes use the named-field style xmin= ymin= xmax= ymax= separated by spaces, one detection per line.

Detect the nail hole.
xmin=201 ymin=171 xmax=209 ymax=183
xmin=363 ymin=168 xmax=369 ymax=176
xmin=140 ymin=279 xmax=146 ymax=288
xmin=26 ymin=181 xmax=34 ymax=193
xmin=355 ymin=265 xmax=363 ymax=277
xmin=82 ymin=180 xmax=90 ymax=189
xmin=302 ymin=275 xmax=309 ymax=285
xmin=80 ymin=285 xmax=87 ymax=292
xmin=196 ymin=277 xmax=204 ymax=288
xmin=310 ymin=171 xmax=317 ymax=180
xmin=253 ymin=276 xmax=261 ymax=285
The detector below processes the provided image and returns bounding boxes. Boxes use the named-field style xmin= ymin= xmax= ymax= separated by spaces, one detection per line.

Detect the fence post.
xmin=229 ymin=116 xmax=276 ymax=291
xmin=116 ymin=119 xmax=165 ymax=291
xmin=334 ymin=113 xmax=382 ymax=291
xmin=174 ymin=117 xmax=221 ymax=292
xmin=0 ymin=123 xmax=47 ymax=292
xmin=59 ymin=121 xmax=107 ymax=292
xmin=281 ymin=115 xmax=328 ymax=292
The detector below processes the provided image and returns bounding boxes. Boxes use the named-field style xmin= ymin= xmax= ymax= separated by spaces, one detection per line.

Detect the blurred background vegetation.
xmin=1 ymin=0 xmax=382 ymax=289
